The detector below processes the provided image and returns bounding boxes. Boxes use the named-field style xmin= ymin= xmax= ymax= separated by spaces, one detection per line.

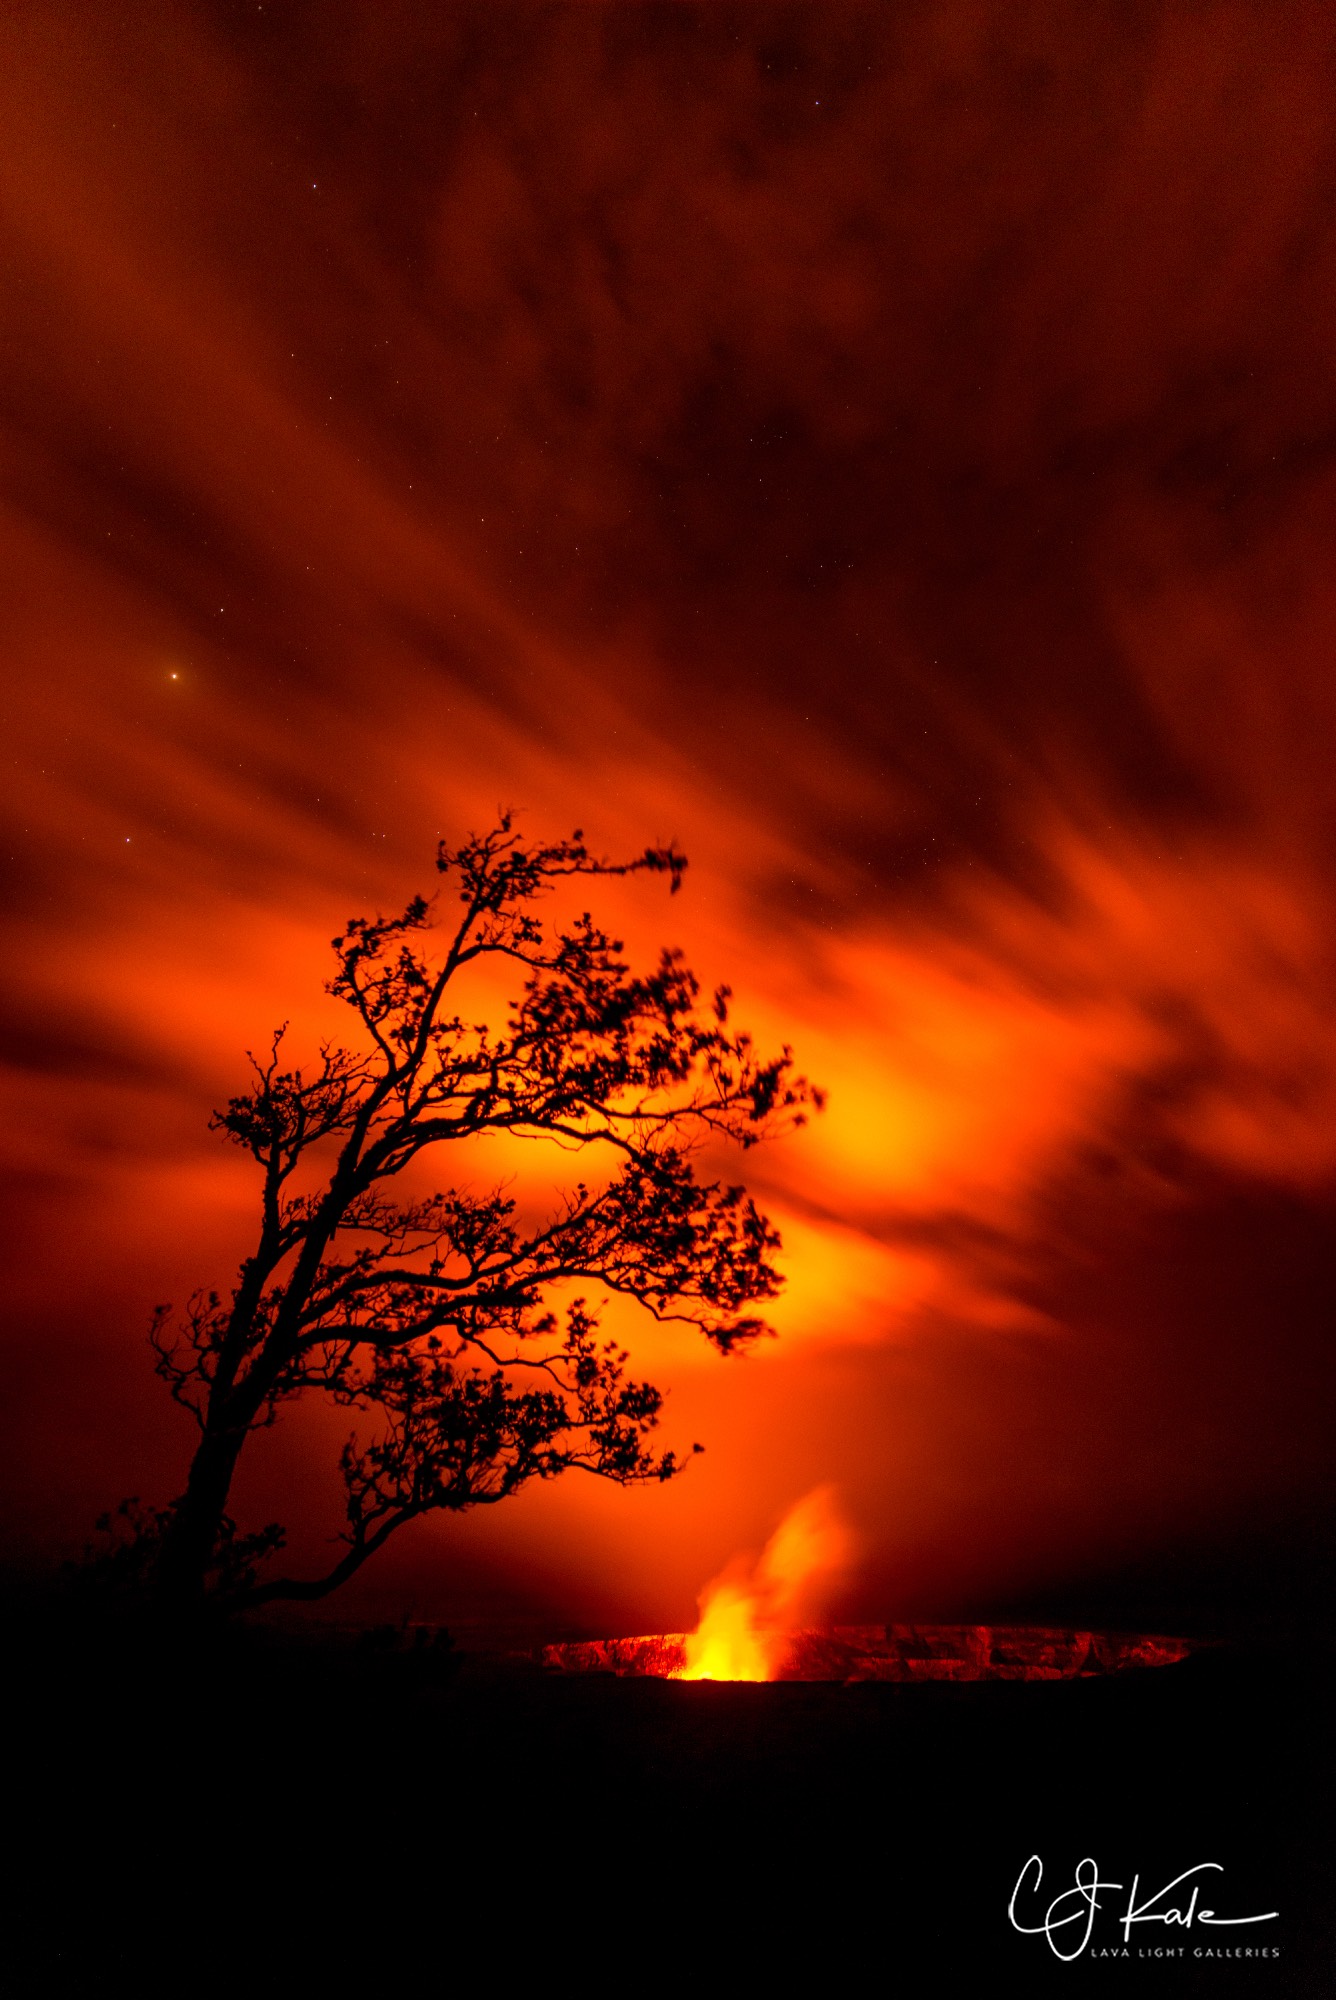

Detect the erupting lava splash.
xmin=541 ymin=1485 xmax=1193 ymax=1683
xmin=674 ymin=1488 xmax=853 ymax=1682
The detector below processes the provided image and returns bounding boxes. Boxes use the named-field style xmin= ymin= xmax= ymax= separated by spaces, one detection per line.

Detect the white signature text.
xmin=1008 ymin=1855 xmax=1279 ymax=1961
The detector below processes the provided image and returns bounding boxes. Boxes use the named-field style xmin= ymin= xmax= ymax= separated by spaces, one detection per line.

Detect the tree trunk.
xmin=153 ymin=1423 xmax=248 ymax=1615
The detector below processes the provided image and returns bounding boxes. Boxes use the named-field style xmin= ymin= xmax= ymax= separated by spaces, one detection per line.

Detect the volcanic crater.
xmin=539 ymin=1623 xmax=1193 ymax=1683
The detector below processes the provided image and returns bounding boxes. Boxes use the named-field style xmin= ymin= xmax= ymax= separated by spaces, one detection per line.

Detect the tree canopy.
xmin=137 ymin=815 xmax=820 ymax=1613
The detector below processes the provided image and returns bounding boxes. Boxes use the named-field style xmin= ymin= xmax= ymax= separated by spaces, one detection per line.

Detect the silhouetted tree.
xmin=141 ymin=815 xmax=820 ymax=1614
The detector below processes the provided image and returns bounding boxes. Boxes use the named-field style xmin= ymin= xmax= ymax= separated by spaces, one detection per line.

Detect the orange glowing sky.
xmin=4 ymin=3 xmax=1336 ymax=1637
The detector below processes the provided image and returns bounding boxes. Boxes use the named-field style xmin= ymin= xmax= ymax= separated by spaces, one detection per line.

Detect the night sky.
xmin=4 ymin=2 xmax=1336 ymax=1638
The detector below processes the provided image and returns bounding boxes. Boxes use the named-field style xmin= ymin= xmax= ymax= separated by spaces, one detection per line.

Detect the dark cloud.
xmin=3 ymin=2 xmax=1335 ymax=1628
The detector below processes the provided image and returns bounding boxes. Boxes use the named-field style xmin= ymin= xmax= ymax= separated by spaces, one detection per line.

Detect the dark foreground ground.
xmin=9 ymin=1613 xmax=1333 ymax=1995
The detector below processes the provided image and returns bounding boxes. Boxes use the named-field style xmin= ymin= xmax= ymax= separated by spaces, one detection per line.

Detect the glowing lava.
xmin=674 ymin=1487 xmax=852 ymax=1682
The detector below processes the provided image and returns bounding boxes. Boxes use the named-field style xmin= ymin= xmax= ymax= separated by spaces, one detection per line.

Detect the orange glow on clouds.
xmin=4 ymin=6 xmax=1336 ymax=1632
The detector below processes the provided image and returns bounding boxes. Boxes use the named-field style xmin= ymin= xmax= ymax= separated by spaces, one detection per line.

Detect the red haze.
xmin=3 ymin=3 xmax=1336 ymax=1637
